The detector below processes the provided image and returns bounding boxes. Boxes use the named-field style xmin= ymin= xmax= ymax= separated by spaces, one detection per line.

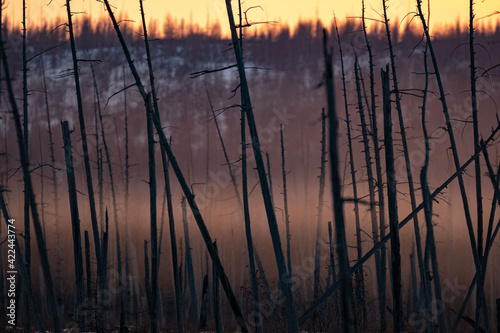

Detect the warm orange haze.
xmin=5 ymin=0 xmax=500 ymax=34
xmin=2 ymin=0 xmax=500 ymax=332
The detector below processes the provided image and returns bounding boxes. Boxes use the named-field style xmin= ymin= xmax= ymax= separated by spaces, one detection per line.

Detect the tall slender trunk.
xmin=420 ymin=45 xmax=447 ymax=333
xmin=354 ymin=58 xmax=372 ymax=329
xmin=122 ymin=64 xmax=132 ymax=316
xmin=1 ymin=6 xmax=60 ymax=330
xmin=145 ymin=95 xmax=159 ymax=333
xmin=21 ymin=2 xmax=31 ymax=331
xmin=101 ymin=2 xmax=248 ymax=329
xmin=280 ymin=125 xmax=292 ymax=277
xmin=159 ymin=135 xmax=183 ymax=332
xmin=61 ymin=121 xmax=86 ymax=332
xmin=64 ymin=5 xmax=105 ymax=330
xmin=381 ymin=65 xmax=403 ymax=331
xmin=40 ymin=56 xmax=64 ymax=318
xmin=313 ymin=108 xmax=327 ymax=300
xmin=89 ymin=59 xmax=126 ymax=333
xmin=225 ymin=1 xmax=298 ymax=330
xmin=382 ymin=4 xmax=428 ymax=332
xmin=241 ymin=92 xmax=262 ymax=331
xmin=323 ymin=29 xmax=354 ymax=333
xmin=416 ymin=0 xmax=481 ymax=280
xmin=469 ymin=1 xmax=485 ymax=330
xmin=361 ymin=3 xmax=387 ymax=326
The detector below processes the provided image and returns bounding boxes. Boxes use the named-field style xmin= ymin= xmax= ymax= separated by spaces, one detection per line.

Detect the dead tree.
xmin=21 ymin=3 xmax=31 ymax=330
xmin=382 ymin=4 xmax=428 ymax=332
xmin=281 ymin=125 xmax=292 ymax=277
xmin=225 ymin=0 xmax=298 ymax=330
xmin=354 ymin=58 xmax=373 ymax=328
xmin=89 ymin=59 xmax=127 ymax=333
xmin=101 ymin=2 xmax=249 ymax=330
xmin=419 ymin=46 xmax=447 ymax=333
xmin=61 ymin=121 xmax=86 ymax=332
xmin=323 ymin=28 xmax=354 ymax=333
xmin=361 ymin=2 xmax=387 ymax=325
xmin=313 ymin=108 xmax=327 ymax=300
xmin=64 ymin=3 xmax=106 ymax=330
xmin=40 ymin=56 xmax=64 ymax=317
xmin=381 ymin=65 xmax=403 ymax=331
xmin=0 ymin=5 xmax=61 ymax=329
xmin=300 ymin=121 xmax=500 ymax=326
xmin=416 ymin=0 xmax=481 ymax=282
xmin=241 ymin=90 xmax=263 ymax=331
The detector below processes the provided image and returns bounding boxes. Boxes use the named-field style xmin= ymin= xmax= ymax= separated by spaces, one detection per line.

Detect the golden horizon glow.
xmin=5 ymin=0 xmax=500 ymax=36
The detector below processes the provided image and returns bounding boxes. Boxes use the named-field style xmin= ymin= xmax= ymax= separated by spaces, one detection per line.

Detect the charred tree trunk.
xmin=90 ymin=59 xmax=127 ymax=333
xmin=313 ymin=108 xmax=327 ymax=300
xmin=416 ymin=0 xmax=481 ymax=287
xmin=299 ymin=122 xmax=500 ymax=325
xmin=145 ymin=95 xmax=159 ymax=333
xmin=65 ymin=4 xmax=106 ymax=330
xmin=381 ymin=65 xmax=403 ymax=332
xmin=361 ymin=2 xmax=387 ymax=326
xmin=420 ymin=46 xmax=447 ymax=333
xmin=0 ymin=6 xmax=61 ymax=330
xmin=101 ymin=2 xmax=249 ymax=330
xmin=21 ymin=2 xmax=31 ymax=330
xmin=41 ymin=56 xmax=64 ymax=318
xmin=225 ymin=1 xmax=298 ymax=330
xmin=323 ymin=29 xmax=354 ymax=333
xmin=281 ymin=125 xmax=292 ymax=277
xmin=241 ymin=92 xmax=263 ymax=331
xmin=61 ymin=121 xmax=86 ymax=332
xmin=382 ymin=3 xmax=428 ymax=332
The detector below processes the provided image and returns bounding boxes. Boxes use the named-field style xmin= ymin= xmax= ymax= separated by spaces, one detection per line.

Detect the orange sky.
xmin=5 ymin=0 xmax=500 ymax=34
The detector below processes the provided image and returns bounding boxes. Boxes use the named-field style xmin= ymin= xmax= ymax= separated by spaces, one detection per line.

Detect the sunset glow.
xmin=6 ymin=0 xmax=500 ymax=35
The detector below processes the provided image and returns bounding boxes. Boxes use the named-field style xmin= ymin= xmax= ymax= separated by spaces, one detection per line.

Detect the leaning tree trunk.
xmin=299 ymin=120 xmax=500 ymax=326
xmin=0 ymin=6 xmax=61 ymax=330
xmin=323 ymin=28 xmax=354 ymax=333
xmin=225 ymin=1 xmax=298 ymax=330
xmin=281 ymin=125 xmax=293 ymax=277
xmin=64 ymin=4 xmax=106 ymax=330
xmin=382 ymin=4 xmax=428 ymax=332
xmin=61 ymin=121 xmax=86 ymax=332
xmin=419 ymin=46 xmax=447 ymax=333
xmin=101 ymin=2 xmax=249 ymax=330
xmin=381 ymin=65 xmax=403 ymax=332
xmin=21 ymin=3 xmax=31 ymax=331
xmin=313 ymin=108 xmax=327 ymax=300
xmin=361 ymin=3 xmax=387 ymax=326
